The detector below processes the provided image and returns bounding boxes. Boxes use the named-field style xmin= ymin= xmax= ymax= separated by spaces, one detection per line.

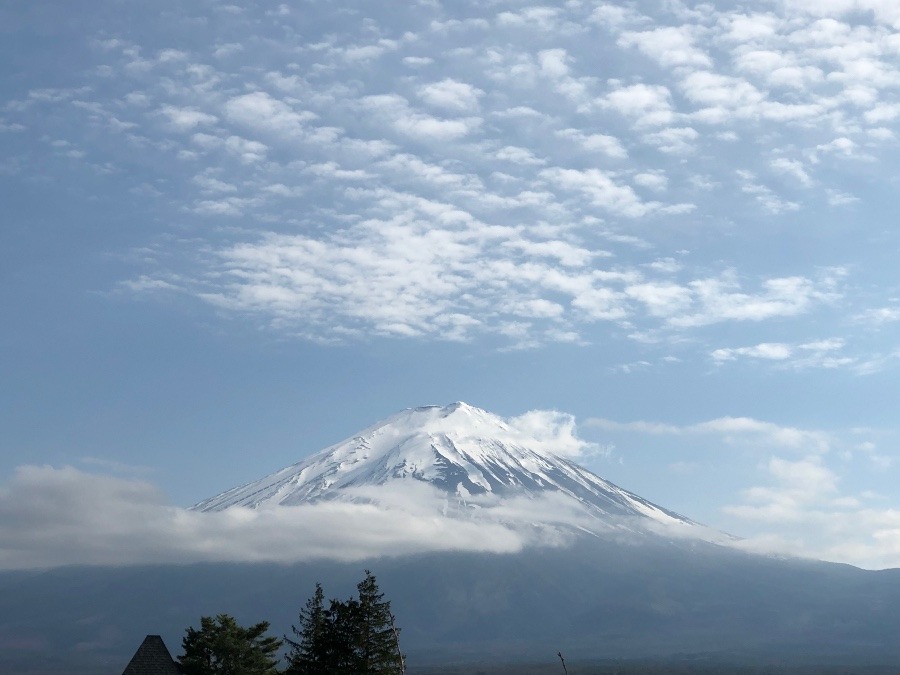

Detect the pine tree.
xmin=178 ymin=614 xmax=281 ymax=675
xmin=287 ymin=571 xmax=404 ymax=674
xmin=324 ymin=596 xmax=362 ymax=672
xmin=284 ymin=583 xmax=328 ymax=674
xmin=354 ymin=570 xmax=404 ymax=674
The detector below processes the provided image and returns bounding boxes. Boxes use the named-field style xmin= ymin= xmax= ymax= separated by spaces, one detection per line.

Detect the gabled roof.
xmin=121 ymin=634 xmax=182 ymax=675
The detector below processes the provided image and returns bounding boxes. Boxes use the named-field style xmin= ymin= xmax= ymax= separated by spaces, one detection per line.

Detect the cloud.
xmin=827 ymin=189 xmax=859 ymax=206
xmin=165 ymin=211 xmax=841 ymax=345
xmin=587 ymin=415 xmax=831 ymax=454
xmin=641 ymin=126 xmax=699 ymax=154
xmin=736 ymin=170 xmax=800 ymax=213
xmin=403 ymin=56 xmax=433 ymax=67
xmin=625 ymin=282 xmax=691 ymax=317
xmin=864 ymin=102 xmax=900 ymax=123
xmin=327 ymin=37 xmax=403 ymax=64
xmin=191 ymin=212 xmax=592 ymax=342
xmin=680 ymin=71 xmax=764 ymax=110
xmin=497 ymin=7 xmax=563 ymax=30
xmin=618 ymin=26 xmax=712 ymax=69
xmin=191 ymin=133 xmax=268 ymax=163
xmin=118 ymin=275 xmax=178 ymax=293
xmin=537 ymin=48 xmax=592 ymax=103
xmin=601 ymin=83 xmax=674 ymax=127
xmin=555 ymin=128 xmax=628 ymax=158
xmin=539 ymin=167 xmax=655 ymax=217
xmin=770 ymin=157 xmax=814 ymax=186
xmin=418 ymin=78 xmax=483 ymax=112
xmin=224 ymin=91 xmax=318 ymax=139
xmin=665 ymin=270 xmax=840 ymax=327
xmin=360 ymin=94 xmax=481 ymax=141
xmin=713 ymin=342 xmax=794 ymax=361
xmin=160 ymin=106 xmax=218 ymax=131
xmin=0 ymin=466 xmax=527 ymax=570
xmin=495 ymin=145 xmax=545 ymax=166
xmin=193 ymin=172 xmax=237 ymax=194
xmin=858 ymin=306 xmax=900 ymax=324
xmin=0 ymin=465 xmax=691 ymax=570
xmin=586 ymin=413 xmax=900 ymax=568
xmin=506 ymin=409 xmax=602 ymax=458
xmin=10 ymin=0 xmax=900 ymax=359
xmin=633 ymin=171 xmax=667 ymax=191
xmin=815 ymin=137 xmax=858 ymax=158
xmin=213 ymin=42 xmax=244 ymax=59
xmin=711 ymin=338 xmax=854 ymax=370
xmin=721 ymin=454 xmax=900 ymax=569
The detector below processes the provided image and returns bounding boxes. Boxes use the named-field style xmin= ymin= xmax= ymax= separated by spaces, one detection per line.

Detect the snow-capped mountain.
xmin=15 ymin=403 xmax=900 ymax=671
xmin=192 ymin=402 xmax=700 ymax=537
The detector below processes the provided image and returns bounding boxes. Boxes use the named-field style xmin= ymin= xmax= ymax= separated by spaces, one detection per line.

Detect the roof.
xmin=121 ymin=635 xmax=182 ymax=675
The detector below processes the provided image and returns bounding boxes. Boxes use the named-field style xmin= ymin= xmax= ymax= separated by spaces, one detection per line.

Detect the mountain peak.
xmin=191 ymin=403 xmax=701 ymax=540
xmin=378 ymin=402 xmax=513 ymax=441
xmin=441 ymin=401 xmax=482 ymax=415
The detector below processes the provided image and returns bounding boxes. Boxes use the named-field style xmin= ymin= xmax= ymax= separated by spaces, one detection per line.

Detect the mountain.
xmin=5 ymin=403 xmax=900 ymax=673
xmin=192 ymin=402 xmax=705 ymax=541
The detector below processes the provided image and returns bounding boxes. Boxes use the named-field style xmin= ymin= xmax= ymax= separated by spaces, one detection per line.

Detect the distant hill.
xmin=3 ymin=545 xmax=900 ymax=673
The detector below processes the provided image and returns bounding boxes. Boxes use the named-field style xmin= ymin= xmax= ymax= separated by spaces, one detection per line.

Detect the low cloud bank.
xmin=0 ymin=465 xmax=615 ymax=570
xmin=13 ymin=462 xmax=884 ymax=571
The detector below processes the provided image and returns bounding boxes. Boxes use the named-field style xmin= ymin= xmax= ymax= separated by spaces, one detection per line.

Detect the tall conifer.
xmin=287 ymin=571 xmax=404 ymax=674
xmin=284 ymin=583 xmax=328 ymax=674
xmin=355 ymin=570 xmax=404 ymax=674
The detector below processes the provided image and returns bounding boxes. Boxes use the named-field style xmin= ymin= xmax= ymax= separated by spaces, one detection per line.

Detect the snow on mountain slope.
xmin=192 ymin=402 xmax=705 ymax=539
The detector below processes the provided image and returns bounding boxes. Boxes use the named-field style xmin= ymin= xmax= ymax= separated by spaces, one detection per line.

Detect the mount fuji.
xmin=5 ymin=403 xmax=900 ymax=673
xmin=191 ymin=402 xmax=709 ymax=544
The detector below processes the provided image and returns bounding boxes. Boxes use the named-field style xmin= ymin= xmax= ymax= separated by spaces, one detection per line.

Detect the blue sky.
xmin=3 ymin=0 xmax=900 ymax=569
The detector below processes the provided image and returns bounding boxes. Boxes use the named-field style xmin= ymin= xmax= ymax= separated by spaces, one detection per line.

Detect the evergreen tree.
xmin=179 ymin=614 xmax=281 ymax=675
xmin=354 ymin=570 xmax=404 ymax=674
xmin=284 ymin=583 xmax=328 ymax=674
xmin=323 ymin=596 xmax=362 ymax=673
xmin=285 ymin=590 xmax=360 ymax=674
xmin=287 ymin=571 xmax=404 ymax=674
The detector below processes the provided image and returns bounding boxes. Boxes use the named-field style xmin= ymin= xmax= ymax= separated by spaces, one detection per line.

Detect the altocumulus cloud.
xmin=10 ymin=0 xmax=894 ymax=359
xmin=194 ymin=216 xmax=843 ymax=345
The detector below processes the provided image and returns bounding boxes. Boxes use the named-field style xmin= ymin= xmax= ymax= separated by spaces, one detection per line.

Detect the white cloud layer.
xmin=0 ymin=459 xmax=735 ymax=571
xmin=0 ymin=466 xmax=588 ymax=570
xmin=7 ymin=0 xmax=896 ymax=364
xmin=5 ymin=451 xmax=899 ymax=570
xmin=190 ymin=223 xmax=842 ymax=344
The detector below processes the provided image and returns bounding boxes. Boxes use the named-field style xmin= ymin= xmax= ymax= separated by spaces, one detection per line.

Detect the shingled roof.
xmin=121 ymin=635 xmax=182 ymax=675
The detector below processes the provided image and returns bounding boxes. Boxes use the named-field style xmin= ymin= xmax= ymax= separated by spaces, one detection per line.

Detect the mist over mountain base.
xmin=4 ymin=537 xmax=900 ymax=674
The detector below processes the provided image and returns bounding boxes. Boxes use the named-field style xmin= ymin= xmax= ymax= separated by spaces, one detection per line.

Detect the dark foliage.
xmin=283 ymin=582 xmax=329 ymax=673
xmin=285 ymin=570 xmax=404 ymax=674
xmin=178 ymin=613 xmax=281 ymax=675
